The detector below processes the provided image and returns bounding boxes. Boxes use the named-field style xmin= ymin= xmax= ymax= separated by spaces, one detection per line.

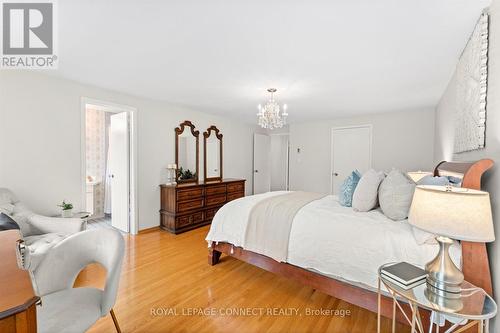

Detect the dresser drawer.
xmin=176 ymin=211 xmax=203 ymax=228
xmin=227 ymin=182 xmax=244 ymax=193
xmin=177 ymin=188 xmax=204 ymax=202
xmin=205 ymin=207 xmax=220 ymax=220
xmin=205 ymin=185 xmax=226 ymax=196
xmin=227 ymin=191 xmax=244 ymax=202
xmin=206 ymin=194 xmax=226 ymax=207
xmin=177 ymin=198 xmax=204 ymax=213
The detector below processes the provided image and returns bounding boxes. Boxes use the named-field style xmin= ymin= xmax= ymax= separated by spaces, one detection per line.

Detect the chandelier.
xmin=257 ymin=88 xmax=288 ymax=129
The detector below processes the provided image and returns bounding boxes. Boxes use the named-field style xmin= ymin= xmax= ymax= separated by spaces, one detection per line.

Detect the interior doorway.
xmin=253 ymin=133 xmax=290 ymax=194
xmin=81 ymin=98 xmax=138 ymax=234
xmin=270 ymin=134 xmax=289 ymax=191
xmin=253 ymin=133 xmax=271 ymax=194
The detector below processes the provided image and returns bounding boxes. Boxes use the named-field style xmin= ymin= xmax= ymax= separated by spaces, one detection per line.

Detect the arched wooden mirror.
xmin=203 ymin=126 xmax=223 ymax=181
xmin=175 ymin=120 xmax=199 ymax=183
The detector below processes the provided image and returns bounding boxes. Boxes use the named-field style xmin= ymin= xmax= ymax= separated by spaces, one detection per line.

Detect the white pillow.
xmin=352 ymin=169 xmax=385 ymax=212
xmin=379 ymin=169 xmax=416 ymax=221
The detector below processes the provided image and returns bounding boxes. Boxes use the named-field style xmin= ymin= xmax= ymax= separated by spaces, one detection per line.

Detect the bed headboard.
xmin=434 ymin=159 xmax=494 ymax=295
xmin=434 ymin=159 xmax=494 ymax=190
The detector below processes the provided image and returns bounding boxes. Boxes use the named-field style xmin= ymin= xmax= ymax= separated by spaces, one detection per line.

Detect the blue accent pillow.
xmin=338 ymin=170 xmax=362 ymax=207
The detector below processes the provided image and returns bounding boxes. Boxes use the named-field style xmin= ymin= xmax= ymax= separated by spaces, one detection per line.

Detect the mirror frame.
xmin=175 ymin=120 xmax=199 ymax=184
xmin=203 ymin=125 xmax=223 ymax=182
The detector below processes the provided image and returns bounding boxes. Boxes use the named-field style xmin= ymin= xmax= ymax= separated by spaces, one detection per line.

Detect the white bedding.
xmin=206 ymin=192 xmax=462 ymax=291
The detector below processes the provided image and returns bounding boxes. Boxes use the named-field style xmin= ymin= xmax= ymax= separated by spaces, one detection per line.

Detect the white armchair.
xmin=0 ymin=188 xmax=86 ymax=269
xmin=32 ymin=229 xmax=125 ymax=333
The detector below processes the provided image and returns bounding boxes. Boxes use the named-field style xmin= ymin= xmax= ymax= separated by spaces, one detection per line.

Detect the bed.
xmin=206 ymin=160 xmax=493 ymax=327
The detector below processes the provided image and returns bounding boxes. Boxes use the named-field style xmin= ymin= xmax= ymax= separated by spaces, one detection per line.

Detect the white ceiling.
xmin=53 ymin=0 xmax=490 ymax=123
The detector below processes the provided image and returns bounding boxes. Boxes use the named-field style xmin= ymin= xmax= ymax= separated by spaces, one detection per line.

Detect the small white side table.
xmin=377 ymin=263 xmax=497 ymax=333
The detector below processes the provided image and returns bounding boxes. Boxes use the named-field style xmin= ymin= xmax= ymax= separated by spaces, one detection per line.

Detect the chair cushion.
xmin=38 ymin=287 xmax=103 ymax=333
xmin=379 ymin=169 xmax=416 ymax=221
xmin=352 ymin=169 xmax=385 ymax=212
xmin=23 ymin=233 xmax=68 ymax=270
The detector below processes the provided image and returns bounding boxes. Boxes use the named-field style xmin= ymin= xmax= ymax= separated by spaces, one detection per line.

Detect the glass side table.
xmin=377 ymin=263 xmax=497 ymax=333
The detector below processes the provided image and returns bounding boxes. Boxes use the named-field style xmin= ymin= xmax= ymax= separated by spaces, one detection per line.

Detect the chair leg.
xmin=110 ymin=309 xmax=121 ymax=333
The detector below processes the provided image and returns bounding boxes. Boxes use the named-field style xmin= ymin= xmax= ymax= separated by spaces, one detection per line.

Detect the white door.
xmin=253 ymin=133 xmax=271 ymax=194
xmin=331 ymin=126 xmax=372 ymax=194
xmin=109 ymin=112 xmax=129 ymax=232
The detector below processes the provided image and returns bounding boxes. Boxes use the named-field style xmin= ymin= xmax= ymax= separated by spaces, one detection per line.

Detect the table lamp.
xmin=408 ymin=185 xmax=494 ymax=298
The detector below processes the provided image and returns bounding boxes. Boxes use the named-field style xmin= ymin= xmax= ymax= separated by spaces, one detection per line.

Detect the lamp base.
xmin=425 ymin=236 xmax=463 ymax=299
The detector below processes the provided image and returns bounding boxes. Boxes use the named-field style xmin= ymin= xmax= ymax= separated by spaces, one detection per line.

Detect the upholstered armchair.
xmin=32 ymin=229 xmax=125 ymax=333
xmin=0 ymin=188 xmax=86 ymax=269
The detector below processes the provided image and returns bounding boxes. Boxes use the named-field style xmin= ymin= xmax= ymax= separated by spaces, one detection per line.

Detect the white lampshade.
xmin=408 ymin=185 xmax=494 ymax=242
xmin=406 ymin=171 xmax=433 ymax=183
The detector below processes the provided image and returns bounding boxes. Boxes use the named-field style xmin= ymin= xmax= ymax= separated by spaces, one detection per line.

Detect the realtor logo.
xmin=1 ymin=1 xmax=57 ymax=68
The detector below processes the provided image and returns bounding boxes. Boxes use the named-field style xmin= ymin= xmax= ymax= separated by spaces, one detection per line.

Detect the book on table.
xmin=381 ymin=262 xmax=427 ymax=290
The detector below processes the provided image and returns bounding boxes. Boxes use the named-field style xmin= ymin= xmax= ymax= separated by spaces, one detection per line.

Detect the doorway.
xmin=253 ymin=133 xmax=290 ymax=194
xmin=81 ymin=98 xmax=138 ymax=234
xmin=331 ymin=125 xmax=372 ymax=194
xmin=270 ymin=134 xmax=290 ymax=191
xmin=253 ymin=133 xmax=271 ymax=194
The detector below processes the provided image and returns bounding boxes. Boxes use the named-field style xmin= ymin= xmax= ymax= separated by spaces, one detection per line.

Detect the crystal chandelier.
xmin=257 ymin=88 xmax=288 ymax=129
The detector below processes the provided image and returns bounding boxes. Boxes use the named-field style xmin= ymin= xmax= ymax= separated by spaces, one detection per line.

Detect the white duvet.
xmin=206 ymin=191 xmax=461 ymax=291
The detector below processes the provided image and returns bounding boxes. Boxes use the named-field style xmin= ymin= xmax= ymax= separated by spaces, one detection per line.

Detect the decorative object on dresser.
xmin=175 ymin=120 xmax=199 ymax=184
xmin=203 ymin=126 xmax=223 ymax=181
xmin=160 ymin=179 xmax=245 ymax=234
xmin=166 ymin=164 xmax=177 ymax=185
xmin=408 ymin=184 xmax=494 ymax=299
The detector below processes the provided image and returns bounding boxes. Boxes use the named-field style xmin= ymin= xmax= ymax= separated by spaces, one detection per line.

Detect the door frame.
xmin=80 ymin=97 xmax=139 ymax=235
xmin=330 ymin=125 xmax=373 ymax=195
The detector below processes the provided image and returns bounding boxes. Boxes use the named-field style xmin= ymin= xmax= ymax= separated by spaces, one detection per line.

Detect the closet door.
xmin=331 ymin=126 xmax=372 ymax=194
xmin=253 ymin=133 xmax=271 ymax=194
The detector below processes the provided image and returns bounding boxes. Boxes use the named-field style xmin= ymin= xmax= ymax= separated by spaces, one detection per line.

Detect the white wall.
xmin=0 ymin=71 xmax=256 ymax=231
xmin=289 ymin=108 xmax=436 ymax=194
xmin=434 ymin=2 xmax=500 ymax=330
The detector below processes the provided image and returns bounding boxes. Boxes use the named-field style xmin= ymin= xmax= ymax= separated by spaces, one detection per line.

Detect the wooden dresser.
xmin=160 ymin=178 xmax=246 ymax=234
xmin=0 ymin=230 xmax=39 ymax=333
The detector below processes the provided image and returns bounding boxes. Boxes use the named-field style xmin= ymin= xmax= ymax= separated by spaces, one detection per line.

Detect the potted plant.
xmin=58 ymin=201 xmax=74 ymax=218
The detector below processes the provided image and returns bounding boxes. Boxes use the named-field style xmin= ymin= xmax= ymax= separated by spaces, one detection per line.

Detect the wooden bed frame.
xmin=208 ymin=159 xmax=494 ymax=327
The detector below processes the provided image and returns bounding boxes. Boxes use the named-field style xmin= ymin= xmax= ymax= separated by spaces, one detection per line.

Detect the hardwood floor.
xmin=75 ymin=226 xmax=409 ymax=333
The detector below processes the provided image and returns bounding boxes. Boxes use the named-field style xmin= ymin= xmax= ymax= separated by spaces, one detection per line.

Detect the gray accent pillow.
xmin=379 ymin=169 xmax=416 ymax=221
xmin=352 ymin=169 xmax=385 ymax=212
